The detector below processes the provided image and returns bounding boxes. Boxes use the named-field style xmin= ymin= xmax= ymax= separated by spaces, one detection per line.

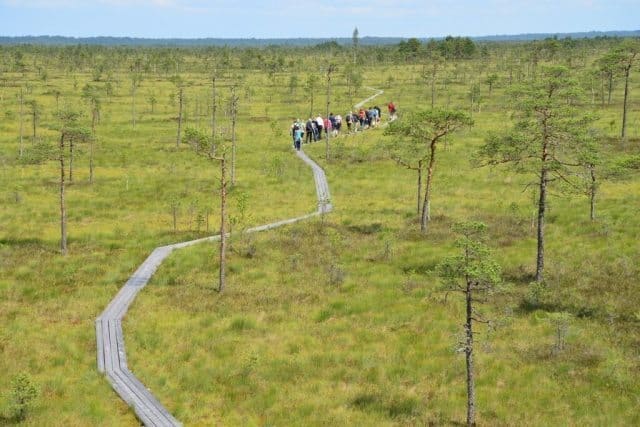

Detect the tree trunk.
xmin=431 ymin=63 xmax=437 ymax=108
xmin=19 ymin=88 xmax=24 ymax=158
xmin=195 ymin=96 xmax=200 ymax=129
xmin=535 ymin=164 xmax=548 ymax=282
xmin=621 ymin=65 xmax=631 ymax=139
xmin=59 ymin=134 xmax=67 ymax=255
xmin=589 ymin=164 xmax=596 ymax=221
xmin=176 ymin=87 xmax=183 ymax=148
xmin=131 ymin=86 xmax=136 ymax=129
xmin=325 ymin=68 xmax=331 ymax=161
xmin=465 ymin=280 xmax=476 ymax=427
xmin=230 ymin=86 xmax=238 ymax=186
xmin=420 ymin=141 xmax=437 ymax=233
xmin=211 ymin=74 xmax=217 ymax=155
xmin=218 ymin=155 xmax=227 ymax=292
xmin=607 ymin=73 xmax=613 ymax=105
xmin=417 ymin=160 xmax=423 ymax=216
xmin=32 ymin=110 xmax=37 ymax=144
xmin=90 ymin=109 xmax=97 ymax=184
xmin=69 ymin=139 xmax=74 ymax=183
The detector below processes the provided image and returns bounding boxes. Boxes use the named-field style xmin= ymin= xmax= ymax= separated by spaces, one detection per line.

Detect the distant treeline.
xmin=0 ymin=30 xmax=638 ymax=47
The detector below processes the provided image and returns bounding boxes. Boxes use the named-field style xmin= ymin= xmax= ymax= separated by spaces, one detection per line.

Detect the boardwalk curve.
xmin=96 ymin=88 xmax=383 ymax=426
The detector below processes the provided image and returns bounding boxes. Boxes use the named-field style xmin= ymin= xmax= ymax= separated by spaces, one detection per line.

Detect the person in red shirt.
xmin=387 ymin=101 xmax=397 ymax=120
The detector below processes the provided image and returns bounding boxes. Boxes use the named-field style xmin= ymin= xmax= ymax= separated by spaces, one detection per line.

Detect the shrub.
xmin=4 ymin=373 xmax=38 ymax=422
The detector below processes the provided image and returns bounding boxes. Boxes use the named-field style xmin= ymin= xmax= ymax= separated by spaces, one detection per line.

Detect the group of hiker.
xmin=290 ymin=101 xmax=397 ymax=151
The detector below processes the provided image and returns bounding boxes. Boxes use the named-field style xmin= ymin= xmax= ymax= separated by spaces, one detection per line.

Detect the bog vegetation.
xmin=1 ymin=35 xmax=639 ymax=425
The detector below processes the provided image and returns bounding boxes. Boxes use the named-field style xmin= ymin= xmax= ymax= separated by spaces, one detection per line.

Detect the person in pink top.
xmin=324 ymin=116 xmax=332 ymax=136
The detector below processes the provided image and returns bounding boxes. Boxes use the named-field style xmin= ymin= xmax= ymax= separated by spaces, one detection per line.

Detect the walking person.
xmin=345 ymin=112 xmax=353 ymax=133
xmin=305 ymin=118 xmax=314 ymax=144
xmin=294 ymin=126 xmax=303 ymax=151
xmin=315 ymin=114 xmax=324 ymax=139
xmin=290 ymin=120 xmax=300 ymax=148
xmin=387 ymin=101 xmax=397 ymax=120
xmin=324 ymin=116 xmax=332 ymax=137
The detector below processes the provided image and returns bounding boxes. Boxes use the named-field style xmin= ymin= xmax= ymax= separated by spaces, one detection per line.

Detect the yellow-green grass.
xmin=1 ymin=47 xmax=639 ymax=425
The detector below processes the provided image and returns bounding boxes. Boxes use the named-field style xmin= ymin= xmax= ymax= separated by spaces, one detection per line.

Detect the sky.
xmin=0 ymin=0 xmax=638 ymax=39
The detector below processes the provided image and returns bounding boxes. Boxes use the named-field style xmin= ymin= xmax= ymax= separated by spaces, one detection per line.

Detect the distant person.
xmin=374 ymin=106 xmax=381 ymax=123
xmin=387 ymin=101 xmax=397 ymax=120
xmin=324 ymin=116 xmax=332 ymax=137
xmin=345 ymin=112 xmax=353 ymax=133
xmin=315 ymin=115 xmax=324 ymax=139
xmin=334 ymin=114 xmax=342 ymax=134
xmin=294 ymin=126 xmax=303 ymax=151
xmin=290 ymin=120 xmax=300 ymax=148
xmin=305 ymin=118 xmax=314 ymax=144
xmin=368 ymin=107 xmax=377 ymax=127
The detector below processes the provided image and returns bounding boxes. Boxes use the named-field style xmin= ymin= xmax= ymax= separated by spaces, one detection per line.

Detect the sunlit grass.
xmin=1 ymin=48 xmax=639 ymax=425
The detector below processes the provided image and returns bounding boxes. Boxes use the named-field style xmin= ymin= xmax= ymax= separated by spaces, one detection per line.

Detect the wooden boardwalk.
xmin=96 ymin=88 xmax=382 ymax=425
xmin=95 ymin=149 xmax=333 ymax=426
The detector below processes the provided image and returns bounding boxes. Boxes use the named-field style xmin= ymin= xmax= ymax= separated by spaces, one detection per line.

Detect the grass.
xmin=1 ymin=44 xmax=639 ymax=425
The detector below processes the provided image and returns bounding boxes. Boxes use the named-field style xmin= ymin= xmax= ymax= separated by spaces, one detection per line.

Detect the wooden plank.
xmin=96 ymin=319 xmax=105 ymax=373
xmin=101 ymin=319 xmax=114 ymax=374
xmin=119 ymin=368 xmax=181 ymax=426
xmin=114 ymin=320 xmax=128 ymax=370
xmin=108 ymin=370 xmax=164 ymax=427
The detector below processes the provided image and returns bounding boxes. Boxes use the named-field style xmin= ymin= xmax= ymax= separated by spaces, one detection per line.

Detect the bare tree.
xmin=81 ymin=84 xmax=101 ymax=184
xmin=210 ymin=70 xmax=218 ymax=155
xmin=480 ymin=65 xmax=596 ymax=282
xmin=438 ymin=222 xmax=501 ymax=427
xmin=305 ymin=74 xmax=318 ymax=118
xmin=18 ymin=87 xmax=24 ymax=158
xmin=176 ymin=86 xmax=184 ymax=148
xmin=130 ymin=72 xmax=142 ymax=129
xmin=352 ymin=27 xmax=359 ymax=65
xmin=325 ymin=64 xmax=336 ymax=161
xmin=386 ymin=108 xmax=473 ymax=233
xmin=217 ymin=153 xmax=228 ymax=292
xmin=27 ymin=99 xmax=39 ymax=144
xmin=57 ymin=110 xmax=91 ymax=255
xmin=230 ymin=83 xmax=239 ymax=186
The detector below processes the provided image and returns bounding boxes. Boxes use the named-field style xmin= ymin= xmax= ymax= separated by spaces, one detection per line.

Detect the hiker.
xmin=387 ymin=101 xmax=397 ymax=120
xmin=374 ymin=106 xmax=381 ymax=123
xmin=345 ymin=112 xmax=353 ymax=133
xmin=334 ymin=114 xmax=342 ymax=134
xmin=323 ymin=116 xmax=332 ymax=138
xmin=305 ymin=118 xmax=314 ymax=144
xmin=358 ymin=109 xmax=365 ymax=128
xmin=294 ymin=126 xmax=303 ymax=151
xmin=290 ymin=120 xmax=300 ymax=148
xmin=315 ymin=114 xmax=324 ymax=139
xmin=329 ymin=113 xmax=336 ymax=135
xmin=368 ymin=107 xmax=377 ymax=127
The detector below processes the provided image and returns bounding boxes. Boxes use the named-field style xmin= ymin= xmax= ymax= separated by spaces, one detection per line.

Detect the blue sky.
xmin=1 ymin=0 xmax=638 ymax=39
